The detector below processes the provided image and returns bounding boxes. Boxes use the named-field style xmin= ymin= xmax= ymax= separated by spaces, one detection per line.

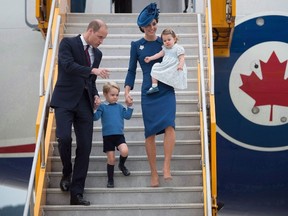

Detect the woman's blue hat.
xmin=137 ymin=3 xmax=160 ymax=27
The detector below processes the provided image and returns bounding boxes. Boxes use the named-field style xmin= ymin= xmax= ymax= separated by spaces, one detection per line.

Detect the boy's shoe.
xmin=146 ymin=86 xmax=159 ymax=95
xmin=118 ymin=164 xmax=130 ymax=176
xmin=107 ymin=179 xmax=114 ymax=188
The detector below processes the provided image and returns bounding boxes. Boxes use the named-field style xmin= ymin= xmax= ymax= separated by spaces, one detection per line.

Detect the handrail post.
xmin=41 ymin=132 xmax=45 ymax=168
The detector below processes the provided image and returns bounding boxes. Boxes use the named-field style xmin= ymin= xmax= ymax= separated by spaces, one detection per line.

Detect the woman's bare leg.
xmin=163 ymin=126 xmax=175 ymax=180
xmin=145 ymin=135 xmax=159 ymax=187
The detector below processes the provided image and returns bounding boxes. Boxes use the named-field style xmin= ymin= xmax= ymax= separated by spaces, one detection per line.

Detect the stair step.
xmin=51 ymin=125 xmax=202 ymax=142
xmin=87 ymin=91 xmax=202 ymax=101
xmin=51 ymin=125 xmax=202 ymax=141
xmin=45 ymin=187 xmax=204 ymax=205
xmin=64 ymin=33 xmax=202 ymax=46
xmin=99 ymin=44 xmax=200 ymax=55
xmin=42 ymin=203 xmax=204 ymax=216
xmin=98 ymin=55 xmax=199 ymax=68
xmin=92 ymin=112 xmax=200 ymax=127
xmin=48 ymin=170 xmax=203 ymax=188
xmin=94 ymin=67 xmax=200 ymax=79
xmin=96 ymin=78 xmax=199 ymax=92
xmin=66 ymin=12 xmax=199 ymax=23
xmin=50 ymin=155 xmax=202 ymax=172
xmin=64 ymin=23 xmax=199 ymax=34
xmin=48 ymin=98 xmax=199 ymax=113
xmin=51 ymin=140 xmax=201 ymax=156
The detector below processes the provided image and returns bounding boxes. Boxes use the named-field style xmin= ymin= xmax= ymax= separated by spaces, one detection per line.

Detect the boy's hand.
xmin=94 ymin=95 xmax=101 ymax=110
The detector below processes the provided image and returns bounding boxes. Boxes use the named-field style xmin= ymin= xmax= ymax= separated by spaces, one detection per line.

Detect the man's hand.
xmin=91 ymin=68 xmax=109 ymax=79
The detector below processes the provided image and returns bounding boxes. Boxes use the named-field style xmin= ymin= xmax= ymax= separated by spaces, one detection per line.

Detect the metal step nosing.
xmin=98 ymin=66 xmax=200 ymax=71
xmin=50 ymin=154 xmax=202 ymax=161
xmin=46 ymin=186 xmax=203 ymax=193
xmin=43 ymin=203 xmax=204 ymax=210
xmin=63 ymin=33 xmax=200 ymax=38
xmin=48 ymin=170 xmax=202 ymax=176
xmin=51 ymin=139 xmax=201 ymax=145
xmin=101 ymin=55 xmax=201 ymax=59
xmin=52 ymin=125 xmax=201 ymax=132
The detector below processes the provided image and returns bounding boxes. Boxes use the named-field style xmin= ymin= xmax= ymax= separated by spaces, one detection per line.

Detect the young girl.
xmin=144 ymin=28 xmax=188 ymax=94
xmin=94 ymin=81 xmax=133 ymax=188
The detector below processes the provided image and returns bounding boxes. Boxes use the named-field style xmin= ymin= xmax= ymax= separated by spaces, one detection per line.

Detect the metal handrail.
xmin=197 ymin=13 xmax=213 ymax=216
xmin=39 ymin=0 xmax=57 ymax=96
xmin=207 ymin=0 xmax=215 ymax=94
xmin=23 ymin=15 xmax=61 ymax=216
xmin=24 ymin=0 xmax=38 ymax=30
xmin=206 ymin=1 xmax=218 ymax=214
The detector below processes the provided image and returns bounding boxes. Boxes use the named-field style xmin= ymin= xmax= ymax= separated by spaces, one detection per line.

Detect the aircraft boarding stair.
xmin=37 ymin=11 xmax=211 ymax=216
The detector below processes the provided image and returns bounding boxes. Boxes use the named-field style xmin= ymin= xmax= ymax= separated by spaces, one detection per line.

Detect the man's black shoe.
xmin=70 ymin=194 xmax=90 ymax=206
xmin=107 ymin=180 xmax=114 ymax=188
xmin=60 ymin=175 xmax=71 ymax=192
xmin=118 ymin=164 xmax=130 ymax=176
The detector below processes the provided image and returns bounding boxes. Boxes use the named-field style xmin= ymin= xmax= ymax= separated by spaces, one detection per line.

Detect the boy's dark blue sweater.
xmin=93 ymin=102 xmax=133 ymax=136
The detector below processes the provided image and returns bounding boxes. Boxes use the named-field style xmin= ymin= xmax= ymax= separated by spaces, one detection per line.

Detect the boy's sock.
xmin=107 ymin=164 xmax=114 ymax=188
xmin=118 ymin=156 xmax=130 ymax=176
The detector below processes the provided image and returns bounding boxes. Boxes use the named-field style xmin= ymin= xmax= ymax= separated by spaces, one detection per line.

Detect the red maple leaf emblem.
xmin=239 ymin=51 xmax=288 ymax=121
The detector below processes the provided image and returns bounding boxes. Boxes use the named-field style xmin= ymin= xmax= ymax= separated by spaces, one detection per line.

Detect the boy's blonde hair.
xmin=102 ymin=81 xmax=120 ymax=94
xmin=161 ymin=28 xmax=178 ymax=43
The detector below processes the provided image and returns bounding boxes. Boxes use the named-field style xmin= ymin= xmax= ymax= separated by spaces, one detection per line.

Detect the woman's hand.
xmin=125 ymin=93 xmax=133 ymax=107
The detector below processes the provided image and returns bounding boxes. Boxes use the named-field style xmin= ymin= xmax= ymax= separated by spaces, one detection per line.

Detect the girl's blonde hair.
xmin=102 ymin=81 xmax=120 ymax=94
xmin=161 ymin=28 xmax=178 ymax=43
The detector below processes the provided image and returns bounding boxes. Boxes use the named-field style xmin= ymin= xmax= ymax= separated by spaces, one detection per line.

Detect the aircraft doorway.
xmin=113 ymin=0 xmax=132 ymax=13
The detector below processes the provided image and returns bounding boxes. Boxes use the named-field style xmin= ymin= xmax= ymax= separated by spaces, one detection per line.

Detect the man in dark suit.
xmin=50 ymin=19 xmax=109 ymax=205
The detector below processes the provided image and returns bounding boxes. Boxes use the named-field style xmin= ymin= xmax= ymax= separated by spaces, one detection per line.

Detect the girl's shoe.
xmin=146 ymin=86 xmax=159 ymax=95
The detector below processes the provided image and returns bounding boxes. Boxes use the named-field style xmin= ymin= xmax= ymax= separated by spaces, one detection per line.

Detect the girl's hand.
xmin=177 ymin=64 xmax=183 ymax=71
xmin=144 ymin=57 xmax=151 ymax=63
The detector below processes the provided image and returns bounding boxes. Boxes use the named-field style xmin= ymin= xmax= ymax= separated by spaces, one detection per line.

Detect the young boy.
xmin=94 ymin=81 xmax=133 ymax=188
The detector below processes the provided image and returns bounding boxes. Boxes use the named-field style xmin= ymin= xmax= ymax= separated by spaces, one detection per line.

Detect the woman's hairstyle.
xmin=103 ymin=81 xmax=120 ymax=94
xmin=138 ymin=18 xmax=159 ymax=33
xmin=161 ymin=28 xmax=178 ymax=43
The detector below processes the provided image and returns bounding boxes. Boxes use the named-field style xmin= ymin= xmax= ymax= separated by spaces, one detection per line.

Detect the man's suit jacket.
xmin=50 ymin=34 xmax=102 ymax=111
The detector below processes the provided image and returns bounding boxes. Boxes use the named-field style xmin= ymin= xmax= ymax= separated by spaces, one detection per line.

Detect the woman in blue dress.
xmin=124 ymin=3 xmax=176 ymax=187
